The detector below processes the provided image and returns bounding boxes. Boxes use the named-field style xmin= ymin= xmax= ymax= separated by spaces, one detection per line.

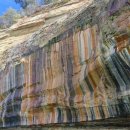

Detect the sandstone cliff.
xmin=0 ymin=0 xmax=130 ymax=128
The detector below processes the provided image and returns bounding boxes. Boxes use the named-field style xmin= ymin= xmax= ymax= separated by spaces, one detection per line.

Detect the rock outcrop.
xmin=0 ymin=0 xmax=130 ymax=128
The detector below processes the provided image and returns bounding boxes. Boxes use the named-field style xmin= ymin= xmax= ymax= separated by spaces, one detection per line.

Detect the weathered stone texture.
xmin=0 ymin=0 xmax=130 ymax=128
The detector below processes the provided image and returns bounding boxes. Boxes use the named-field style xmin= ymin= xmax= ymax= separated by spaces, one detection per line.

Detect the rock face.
xmin=0 ymin=0 xmax=130 ymax=128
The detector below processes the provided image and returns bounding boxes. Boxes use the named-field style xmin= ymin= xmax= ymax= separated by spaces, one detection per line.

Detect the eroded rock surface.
xmin=0 ymin=0 xmax=130 ymax=128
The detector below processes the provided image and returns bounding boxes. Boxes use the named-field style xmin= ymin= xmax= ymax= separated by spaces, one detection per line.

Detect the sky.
xmin=0 ymin=0 xmax=20 ymax=15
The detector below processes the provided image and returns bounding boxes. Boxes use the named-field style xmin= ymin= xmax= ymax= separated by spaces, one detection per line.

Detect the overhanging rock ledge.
xmin=0 ymin=0 xmax=130 ymax=129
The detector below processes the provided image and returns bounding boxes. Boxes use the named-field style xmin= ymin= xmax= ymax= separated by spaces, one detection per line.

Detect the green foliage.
xmin=15 ymin=0 xmax=38 ymax=9
xmin=15 ymin=0 xmax=40 ymax=16
xmin=44 ymin=0 xmax=53 ymax=4
xmin=0 ymin=8 xmax=21 ymax=29
xmin=44 ymin=0 xmax=64 ymax=4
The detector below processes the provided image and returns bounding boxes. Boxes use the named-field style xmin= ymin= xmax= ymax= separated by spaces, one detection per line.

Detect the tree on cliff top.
xmin=15 ymin=0 xmax=42 ymax=15
xmin=15 ymin=0 xmax=66 ymax=7
xmin=0 ymin=8 xmax=21 ymax=29
xmin=15 ymin=0 xmax=38 ymax=9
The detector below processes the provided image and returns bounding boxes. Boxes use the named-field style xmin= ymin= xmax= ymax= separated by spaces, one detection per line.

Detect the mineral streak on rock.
xmin=0 ymin=0 xmax=130 ymax=128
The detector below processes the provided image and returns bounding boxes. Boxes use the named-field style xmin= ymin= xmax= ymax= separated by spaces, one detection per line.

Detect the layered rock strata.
xmin=0 ymin=0 xmax=130 ymax=128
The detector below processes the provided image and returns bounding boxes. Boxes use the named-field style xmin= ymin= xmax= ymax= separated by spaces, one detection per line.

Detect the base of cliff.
xmin=0 ymin=117 xmax=130 ymax=130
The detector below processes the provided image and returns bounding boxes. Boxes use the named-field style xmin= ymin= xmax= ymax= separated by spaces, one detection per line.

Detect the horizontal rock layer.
xmin=0 ymin=0 xmax=130 ymax=128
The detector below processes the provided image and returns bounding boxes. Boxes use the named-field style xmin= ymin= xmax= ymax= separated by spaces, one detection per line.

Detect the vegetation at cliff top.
xmin=0 ymin=7 xmax=21 ymax=29
xmin=0 ymin=0 xmax=67 ymax=29
xmin=0 ymin=0 xmax=43 ymax=29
